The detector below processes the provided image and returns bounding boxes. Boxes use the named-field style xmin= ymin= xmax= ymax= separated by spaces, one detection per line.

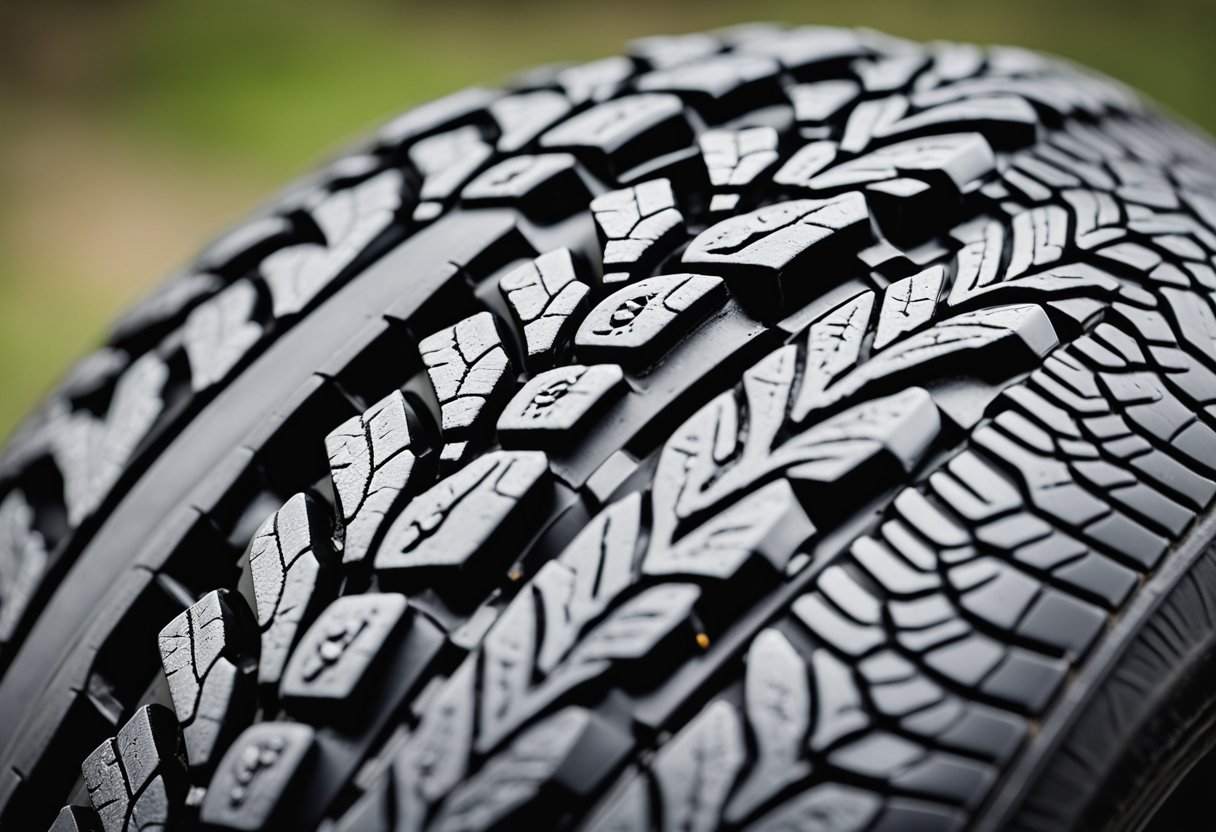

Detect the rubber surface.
xmin=3 ymin=22 xmax=1216 ymax=832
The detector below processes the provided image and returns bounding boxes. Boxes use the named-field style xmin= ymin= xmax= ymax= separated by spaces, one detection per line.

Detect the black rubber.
xmin=4 ymin=22 xmax=1216 ymax=832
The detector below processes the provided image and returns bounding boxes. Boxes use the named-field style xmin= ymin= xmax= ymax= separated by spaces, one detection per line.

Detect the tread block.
xmin=809 ymin=133 xmax=995 ymax=195
xmin=540 ymin=94 xmax=693 ymax=178
xmin=725 ymin=629 xmax=812 ymax=822
xmin=854 ymin=53 xmax=929 ymax=94
xmin=682 ymin=193 xmax=873 ymax=315
xmin=420 ymin=312 xmax=514 ymax=445
xmin=555 ymin=56 xmax=634 ymax=105
xmin=409 ymin=126 xmax=495 ymax=220
xmin=200 ymin=722 xmax=316 ymax=831
xmin=48 ymin=806 xmax=103 ymax=832
xmin=1007 ymin=206 xmax=1068 ymax=279
xmin=248 ymin=493 xmax=337 ymax=686
xmin=867 ymin=177 xmax=945 ymax=243
xmin=651 ymin=345 xmax=939 ymax=532
xmin=789 ymin=79 xmax=861 ymax=124
xmin=792 ymin=291 xmax=874 ymax=414
xmin=158 ymin=589 xmax=256 ymax=773
xmin=261 ymin=171 xmax=405 ymax=317
xmin=636 ymin=53 xmax=781 ymax=115
xmin=194 ymin=215 xmax=296 ymax=276
xmin=591 ymin=178 xmax=685 ymax=284
xmin=498 ymin=249 xmax=590 ymax=371
xmin=877 ymin=95 xmax=1039 ymax=150
xmin=874 ymin=265 xmax=945 ymax=350
xmin=110 ymin=271 xmax=224 ymax=346
xmin=772 ymin=140 xmax=839 ymax=188
xmin=497 ymin=364 xmax=626 ymax=448
xmin=644 ymin=478 xmax=815 ymax=580
xmin=82 ymin=705 xmax=184 ymax=832
xmin=530 ymin=493 xmax=642 ymax=673
xmin=745 ymin=784 xmax=882 ymax=832
xmin=0 ymin=490 xmax=48 ymax=643
xmin=574 ymin=274 xmax=727 ymax=364
xmin=739 ymin=27 xmax=870 ymax=73
xmin=51 ymin=352 xmax=169 ymax=527
xmin=280 ymin=592 xmax=409 ymax=710
xmin=488 ymin=91 xmax=573 ymax=153
xmin=806 ymin=303 xmax=1059 ymax=414
xmin=460 ymin=153 xmax=588 ymax=220
xmin=325 ymin=390 xmax=417 ymax=566
xmin=651 ymin=699 xmax=745 ymax=832
xmin=376 ymin=87 xmax=496 ymax=148
xmin=57 ymin=349 xmax=130 ymax=402
xmin=183 ymin=279 xmax=263 ymax=392
xmin=700 ymin=126 xmax=780 ymax=188
xmin=628 ymin=32 xmax=720 ymax=69
xmin=390 ymin=660 xmax=478 ymax=827
xmin=429 ymin=707 xmax=631 ymax=832
xmin=374 ymin=450 xmax=550 ymax=577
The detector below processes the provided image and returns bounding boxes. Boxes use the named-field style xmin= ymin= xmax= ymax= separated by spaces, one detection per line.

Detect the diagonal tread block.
xmin=158 ymin=589 xmax=256 ymax=773
xmin=575 ymin=274 xmax=727 ymax=365
xmin=644 ymin=478 xmax=815 ymax=580
xmin=280 ymin=592 xmax=410 ymax=710
xmin=682 ymin=193 xmax=873 ymax=314
xmin=636 ymin=53 xmax=780 ymax=115
xmin=48 ymin=805 xmax=103 ymax=832
xmin=82 ymin=705 xmax=184 ymax=832
xmin=51 ymin=353 xmax=169 ymax=528
xmin=248 ymin=493 xmax=337 ymax=686
xmin=326 ymin=390 xmax=417 ymax=566
xmin=497 ymin=364 xmax=626 ymax=447
xmin=498 ymin=249 xmax=590 ymax=371
xmin=183 ymin=279 xmax=264 ymax=393
xmin=875 ymin=265 xmax=945 ymax=350
xmin=429 ymin=707 xmax=632 ymax=832
xmin=410 ymin=126 xmax=495 ymax=216
xmin=460 ymin=153 xmax=587 ymax=220
xmin=700 ymin=126 xmax=781 ymax=189
xmin=808 ymin=133 xmax=995 ymax=193
xmin=592 ymin=178 xmax=686 ymax=283
xmin=420 ymin=312 xmax=514 ymax=444
xmin=375 ymin=450 xmax=550 ymax=576
xmin=0 ymin=490 xmax=48 ymax=644
xmin=541 ymin=93 xmax=692 ymax=178
xmin=262 ymin=170 xmax=405 ymax=317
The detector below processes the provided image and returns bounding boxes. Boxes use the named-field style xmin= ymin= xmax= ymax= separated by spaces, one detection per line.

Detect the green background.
xmin=2 ymin=0 xmax=1213 ymax=438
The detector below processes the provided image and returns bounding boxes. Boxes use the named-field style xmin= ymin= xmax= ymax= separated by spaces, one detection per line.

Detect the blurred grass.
xmin=1 ymin=0 xmax=1214 ymax=438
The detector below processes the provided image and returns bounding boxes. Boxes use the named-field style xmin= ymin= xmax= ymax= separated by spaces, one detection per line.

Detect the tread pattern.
xmin=497 ymin=364 xmax=625 ymax=447
xmin=158 ymin=589 xmax=256 ymax=773
xmin=0 ymin=491 xmax=47 ymax=642
xmin=592 ymin=178 xmax=686 ymax=284
xmin=82 ymin=705 xmax=185 ymax=832
xmin=374 ymin=450 xmax=549 ymax=582
xmin=262 ymin=170 xmax=406 ymax=316
xmin=325 ymin=390 xmax=419 ymax=567
xmin=5 ymin=22 xmax=1216 ymax=832
xmin=249 ymin=493 xmax=338 ymax=686
xmin=51 ymin=353 xmax=169 ymax=528
xmin=498 ymin=248 xmax=590 ymax=371
xmin=419 ymin=312 xmax=515 ymax=466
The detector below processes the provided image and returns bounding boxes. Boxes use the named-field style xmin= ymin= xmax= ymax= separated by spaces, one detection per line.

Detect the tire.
xmin=4 ymin=22 xmax=1216 ymax=832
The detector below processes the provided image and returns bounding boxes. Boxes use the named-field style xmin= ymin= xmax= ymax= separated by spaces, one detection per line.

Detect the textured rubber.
xmin=4 ymin=22 xmax=1216 ymax=832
